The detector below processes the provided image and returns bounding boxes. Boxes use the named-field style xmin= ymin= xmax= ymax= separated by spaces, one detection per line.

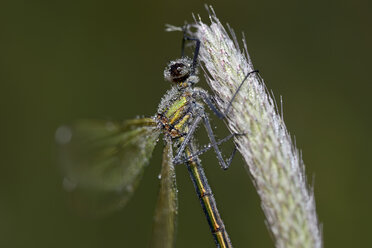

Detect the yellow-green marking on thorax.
xmin=165 ymin=96 xmax=188 ymax=120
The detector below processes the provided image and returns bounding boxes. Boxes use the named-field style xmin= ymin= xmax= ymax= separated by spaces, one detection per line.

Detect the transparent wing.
xmin=150 ymin=138 xmax=178 ymax=248
xmin=55 ymin=118 xmax=161 ymax=216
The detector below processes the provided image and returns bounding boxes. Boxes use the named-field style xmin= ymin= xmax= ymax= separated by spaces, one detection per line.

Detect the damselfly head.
xmin=164 ymin=57 xmax=197 ymax=85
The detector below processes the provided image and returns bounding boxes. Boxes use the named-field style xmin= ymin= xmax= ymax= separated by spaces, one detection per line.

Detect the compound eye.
xmin=167 ymin=62 xmax=190 ymax=83
xmin=164 ymin=58 xmax=193 ymax=83
xmin=170 ymin=63 xmax=186 ymax=78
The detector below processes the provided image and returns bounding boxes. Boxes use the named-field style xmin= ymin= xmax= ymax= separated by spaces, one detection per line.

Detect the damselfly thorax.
xmin=156 ymin=58 xmax=205 ymax=143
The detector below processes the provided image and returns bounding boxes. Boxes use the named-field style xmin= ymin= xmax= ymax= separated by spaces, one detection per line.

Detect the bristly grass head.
xmin=186 ymin=5 xmax=323 ymax=248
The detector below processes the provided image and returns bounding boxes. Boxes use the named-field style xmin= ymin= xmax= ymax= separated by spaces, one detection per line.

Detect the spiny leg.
xmin=189 ymin=71 xmax=261 ymax=168
xmin=173 ymin=109 xmax=237 ymax=170
xmin=181 ymin=29 xmax=260 ymax=118
xmin=171 ymin=88 xmax=239 ymax=169
xmin=197 ymin=70 xmax=260 ymax=168
xmin=174 ymin=132 xmax=237 ymax=165
xmin=192 ymin=89 xmax=224 ymax=119
xmin=179 ymin=32 xmax=259 ymax=169
xmin=201 ymin=113 xmax=236 ymax=170
xmin=174 ymin=115 xmax=202 ymax=162
xmin=223 ymin=69 xmax=260 ymax=116
xmin=181 ymin=25 xmax=200 ymax=75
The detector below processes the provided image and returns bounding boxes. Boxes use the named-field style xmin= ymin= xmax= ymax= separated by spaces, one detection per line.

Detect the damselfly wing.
xmin=150 ymin=138 xmax=177 ymax=248
xmin=56 ymin=118 xmax=160 ymax=216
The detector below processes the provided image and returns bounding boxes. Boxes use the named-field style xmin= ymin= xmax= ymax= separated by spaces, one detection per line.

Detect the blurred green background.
xmin=1 ymin=0 xmax=371 ymax=247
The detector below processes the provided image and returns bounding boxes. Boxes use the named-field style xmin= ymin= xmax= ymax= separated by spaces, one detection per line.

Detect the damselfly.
xmin=56 ymin=29 xmax=257 ymax=248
